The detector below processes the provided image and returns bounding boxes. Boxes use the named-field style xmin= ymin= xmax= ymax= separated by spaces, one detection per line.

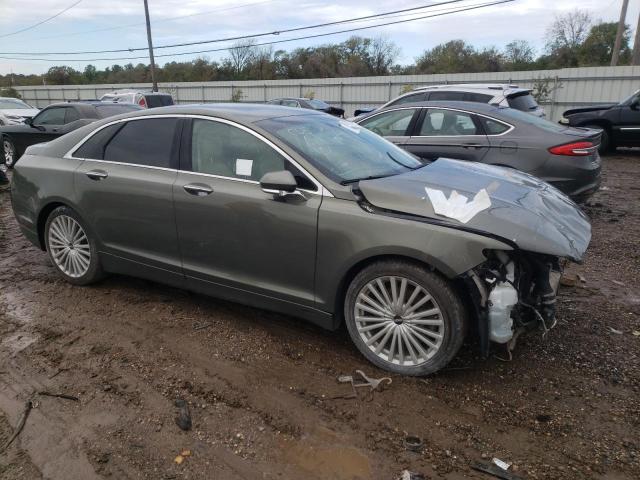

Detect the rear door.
xmin=73 ymin=117 xmax=184 ymax=284
xmin=357 ymin=108 xmax=419 ymax=146
xmin=173 ymin=117 xmax=322 ymax=307
xmin=404 ymin=108 xmax=490 ymax=162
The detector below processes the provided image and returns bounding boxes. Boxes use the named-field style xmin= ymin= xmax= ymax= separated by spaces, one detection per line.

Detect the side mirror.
xmin=24 ymin=117 xmax=33 ymax=126
xmin=260 ymin=170 xmax=304 ymax=199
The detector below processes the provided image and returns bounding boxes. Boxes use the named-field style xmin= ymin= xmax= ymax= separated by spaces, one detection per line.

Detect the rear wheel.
xmin=3 ymin=136 xmax=16 ymax=168
xmin=44 ymin=206 xmax=104 ymax=285
xmin=344 ymin=260 xmax=467 ymax=376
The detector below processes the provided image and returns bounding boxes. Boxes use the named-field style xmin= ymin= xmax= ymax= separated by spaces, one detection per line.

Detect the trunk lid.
xmin=358 ymin=159 xmax=591 ymax=262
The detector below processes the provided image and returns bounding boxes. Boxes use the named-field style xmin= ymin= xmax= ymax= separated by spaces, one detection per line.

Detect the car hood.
xmin=358 ymin=159 xmax=591 ymax=262
xmin=564 ymin=104 xmax=616 ymax=116
xmin=0 ymin=108 xmax=39 ymax=118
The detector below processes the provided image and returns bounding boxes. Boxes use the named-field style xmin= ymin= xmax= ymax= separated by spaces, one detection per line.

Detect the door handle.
xmin=462 ymin=143 xmax=484 ymax=149
xmin=183 ymin=183 xmax=213 ymax=196
xmin=86 ymin=170 xmax=108 ymax=180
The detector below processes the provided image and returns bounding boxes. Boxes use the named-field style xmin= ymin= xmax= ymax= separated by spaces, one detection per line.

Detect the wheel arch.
xmin=36 ymin=201 xmax=71 ymax=250
xmin=332 ymin=253 xmax=450 ymax=329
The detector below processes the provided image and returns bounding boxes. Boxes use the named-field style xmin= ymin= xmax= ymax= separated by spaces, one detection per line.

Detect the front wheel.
xmin=344 ymin=260 xmax=467 ymax=376
xmin=3 ymin=136 xmax=16 ymax=168
xmin=44 ymin=206 xmax=104 ymax=285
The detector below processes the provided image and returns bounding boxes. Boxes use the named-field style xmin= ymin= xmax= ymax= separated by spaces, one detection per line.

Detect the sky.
xmin=0 ymin=0 xmax=638 ymax=76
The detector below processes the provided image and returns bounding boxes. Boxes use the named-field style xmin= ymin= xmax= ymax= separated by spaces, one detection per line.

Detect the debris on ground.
xmin=403 ymin=435 xmax=424 ymax=452
xmin=471 ymin=460 xmax=523 ymax=480
xmin=492 ymin=457 xmax=512 ymax=470
xmin=609 ymin=327 xmax=624 ymax=335
xmin=0 ymin=400 xmax=33 ymax=454
xmin=397 ymin=470 xmax=426 ymax=480
xmin=174 ymin=449 xmax=192 ymax=465
xmin=38 ymin=391 xmax=79 ymax=402
xmin=335 ymin=370 xmax=392 ymax=399
xmin=174 ymin=398 xmax=192 ymax=431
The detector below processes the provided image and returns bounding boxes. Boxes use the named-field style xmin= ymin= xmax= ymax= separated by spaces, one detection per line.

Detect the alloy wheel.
xmin=3 ymin=139 xmax=15 ymax=167
xmin=354 ymin=275 xmax=444 ymax=366
xmin=48 ymin=215 xmax=91 ymax=278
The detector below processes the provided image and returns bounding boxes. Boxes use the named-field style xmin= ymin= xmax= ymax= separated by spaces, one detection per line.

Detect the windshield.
xmin=0 ymin=99 xmax=32 ymax=110
xmin=307 ymin=99 xmax=330 ymax=110
xmin=620 ymin=89 xmax=640 ymax=105
xmin=498 ymin=107 xmax=567 ymax=133
xmin=257 ymin=115 xmax=422 ymax=184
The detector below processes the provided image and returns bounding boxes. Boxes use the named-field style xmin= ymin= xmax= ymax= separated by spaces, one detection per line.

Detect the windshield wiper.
xmin=387 ymin=151 xmax=420 ymax=169
xmin=340 ymin=174 xmax=391 ymax=185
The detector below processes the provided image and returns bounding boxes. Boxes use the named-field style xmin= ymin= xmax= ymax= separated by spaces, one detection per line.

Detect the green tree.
xmin=579 ymin=22 xmax=630 ymax=66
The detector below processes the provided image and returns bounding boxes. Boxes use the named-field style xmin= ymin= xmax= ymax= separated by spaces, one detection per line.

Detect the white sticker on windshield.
xmin=339 ymin=120 xmax=362 ymax=134
xmin=425 ymin=187 xmax=491 ymax=224
xmin=236 ymin=159 xmax=253 ymax=176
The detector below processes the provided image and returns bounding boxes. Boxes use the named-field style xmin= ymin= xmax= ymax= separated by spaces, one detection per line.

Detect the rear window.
xmin=145 ymin=95 xmax=174 ymax=108
xmin=95 ymin=104 xmax=141 ymax=118
xmin=507 ymin=93 xmax=538 ymax=112
xmin=307 ymin=99 xmax=330 ymax=109
xmin=499 ymin=108 xmax=566 ymax=133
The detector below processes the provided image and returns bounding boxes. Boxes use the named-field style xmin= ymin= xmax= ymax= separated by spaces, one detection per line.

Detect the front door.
xmin=404 ymin=108 xmax=490 ymax=162
xmin=616 ymin=92 xmax=640 ymax=146
xmin=73 ymin=118 xmax=183 ymax=282
xmin=173 ymin=118 xmax=322 ymax=307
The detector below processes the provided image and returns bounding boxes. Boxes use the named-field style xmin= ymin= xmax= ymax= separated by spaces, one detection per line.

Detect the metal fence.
xmin=13 ymin=65 xmax=640 ymax=122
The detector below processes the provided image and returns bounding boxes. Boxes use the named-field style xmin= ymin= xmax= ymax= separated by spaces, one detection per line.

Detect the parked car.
xmin=267 ymin=97 xmax=345 ymax=117
xmin=352 ymin=84 xmax=545 ymax=119
xmin=10 ymin=104 xmax=591 ymax=375
xmin=559 ymin=89 xmax=640 ymax=154
xmin=0 ymin=97 xmax=40 ymax=126
xmin=355 ymin=101 xmax=601 ymax=202
xmin=100 ymin=90 xmax=174 ymax=109
xmin=1 ymin=101 xmax=141 ymax=168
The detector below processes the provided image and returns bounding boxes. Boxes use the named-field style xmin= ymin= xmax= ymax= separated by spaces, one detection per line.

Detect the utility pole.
xmin=143 ymin=0 xmax=158 ymax=92
xmin=632 ymin=10 xmax=640 ymax=65
xmin=611 ymin=0 xmax=629 ymax=66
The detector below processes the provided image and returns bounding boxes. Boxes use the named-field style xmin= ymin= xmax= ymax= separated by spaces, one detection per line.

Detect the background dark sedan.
xmin=267 ymin=97 xmax=345 ymax=117
xmin=2 ymin=101 xmax=141 ymax=168
xmin=355 ymin=101 xmax=602 ymax=202
xmin=559 ymin=89 xmax=640 ymax=154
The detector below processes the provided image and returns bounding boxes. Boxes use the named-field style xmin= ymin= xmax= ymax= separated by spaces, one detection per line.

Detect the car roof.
xmin=95 ymin=103 xmax=324 ymax=123
xmin=366 ymin=100 xmax=505 ymax=116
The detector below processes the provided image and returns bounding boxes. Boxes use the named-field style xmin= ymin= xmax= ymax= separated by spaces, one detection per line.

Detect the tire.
xmin=3 ymin=136 xmax=17 ymax=169
xmin=344 ymin=260 xmax=467 ymax=376
xmin=585 ymin=125 xmax=612 ymax=155
xmin=44 ymin=206 xmax=104 ymax=285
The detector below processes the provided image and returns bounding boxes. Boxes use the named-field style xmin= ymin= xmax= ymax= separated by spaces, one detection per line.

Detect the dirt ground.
xmin=0 ymin=153 xmax=638 ymax=480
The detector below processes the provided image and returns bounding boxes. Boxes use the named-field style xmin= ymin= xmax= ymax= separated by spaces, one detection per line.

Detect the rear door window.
xmin=465 ymin=93 xmax=494 ymax=103
xmin=479 ymin=117 xmax=511 ymax=135
xmin=64 ymin=108 xmax=80 ymax=123
xmin=104 ymin=118 xmax=179 ymax=168
xmin=359 ymin=109 xmax=416 ymax=136
xmin=389 ymin=92 xmax=426 ymax=106
xmin=419 ymin=109 xmax=479 ymax=136
xmin=428 ymin=91 xmax=466 ymax=101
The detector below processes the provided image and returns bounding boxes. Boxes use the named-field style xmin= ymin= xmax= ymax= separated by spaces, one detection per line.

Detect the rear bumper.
xmin=540 ymin=155 xmax=602 ymax=202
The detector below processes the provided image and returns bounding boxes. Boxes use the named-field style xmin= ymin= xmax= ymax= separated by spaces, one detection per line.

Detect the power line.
xmin=0 ymin=0 xmax=83 ymax=39
xmin=0 ymin=0 xmax=514 ymax=63
xmin=27 ymin=0 xmax=278 ymax=42
xmin=1 ymin=0 xmax=471 ymax=55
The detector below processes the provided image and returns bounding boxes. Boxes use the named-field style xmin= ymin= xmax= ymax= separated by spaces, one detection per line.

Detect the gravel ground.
xmin=0 ymin=154 xmax=638 ymax=480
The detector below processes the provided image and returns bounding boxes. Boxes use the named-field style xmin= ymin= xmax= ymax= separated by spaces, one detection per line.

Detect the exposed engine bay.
xmin=465 ymin=250 xmax=563 ymax=356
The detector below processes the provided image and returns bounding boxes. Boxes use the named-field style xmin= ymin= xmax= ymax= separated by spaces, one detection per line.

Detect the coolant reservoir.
xmin=488 ymin=282 xmax=518 ymax=343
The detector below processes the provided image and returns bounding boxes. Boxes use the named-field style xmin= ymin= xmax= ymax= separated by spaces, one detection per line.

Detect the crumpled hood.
xmin=358 ymin=159 xmax=591 ymax=262
xmin=564 ymin=104 xmax=616 ymax=116
xmin=0 ymin=108 xmax=39 ymax=119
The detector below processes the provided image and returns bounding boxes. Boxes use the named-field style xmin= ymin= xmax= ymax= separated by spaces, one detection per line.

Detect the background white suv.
xmin=100 ymin=90 xmax=174 ymax=109
xmin=352 ymin=84 xmax=545 ymax=119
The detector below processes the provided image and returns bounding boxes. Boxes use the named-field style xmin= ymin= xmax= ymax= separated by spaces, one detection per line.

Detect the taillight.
xmin=138 ymin=97 xmax=147 ymax=108
xmin=548 ymin=141 xmax=594 ymax=156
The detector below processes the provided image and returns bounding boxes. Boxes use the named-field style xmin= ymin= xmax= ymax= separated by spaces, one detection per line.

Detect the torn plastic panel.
xmin=463 ymin=250 xmax=563 ymax=356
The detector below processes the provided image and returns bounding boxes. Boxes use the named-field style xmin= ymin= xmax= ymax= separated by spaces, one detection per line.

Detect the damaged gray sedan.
xmin=10 ymin=104 xmax=590 ymax=375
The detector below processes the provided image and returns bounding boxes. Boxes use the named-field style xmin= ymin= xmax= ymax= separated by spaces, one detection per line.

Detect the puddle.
xmin=279 ymin=428 xmax=372 ymax=480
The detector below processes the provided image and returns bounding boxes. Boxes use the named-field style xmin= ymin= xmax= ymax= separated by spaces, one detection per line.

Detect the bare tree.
xmin=369 ymin=36 xmax=401 ymax=75
xmin=504 ymin=40 xmax=535 ymax=66
xmin=546 ymin=10 xmax=592 ymax=52
xmin=229 ymin=39 xmax=257 ymax=77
